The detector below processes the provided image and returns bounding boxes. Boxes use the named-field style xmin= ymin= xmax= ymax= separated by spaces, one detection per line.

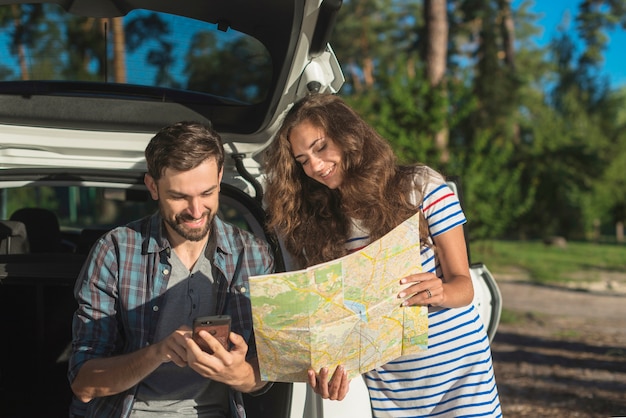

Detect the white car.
xmin=0 ymin=1 xmax=501 ymax=417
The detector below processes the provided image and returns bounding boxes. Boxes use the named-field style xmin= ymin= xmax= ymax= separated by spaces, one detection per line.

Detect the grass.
xmin=552 ymin=329 xmax=582 ymax=339
xmin=469 ymin=240 xmax=626 ymax=285
xmin=498 ymin=309 xmax=526 ymax=325
xmin=498 ymin=309 xmax=548 ymax=326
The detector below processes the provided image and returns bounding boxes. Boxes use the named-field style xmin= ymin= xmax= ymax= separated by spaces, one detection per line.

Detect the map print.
xmin=249 ymin=212 xmax=428 ymax=382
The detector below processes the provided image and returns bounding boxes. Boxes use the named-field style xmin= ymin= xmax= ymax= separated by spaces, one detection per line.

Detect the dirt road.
xmin=491 ymin=277 xmax=626 ymax=417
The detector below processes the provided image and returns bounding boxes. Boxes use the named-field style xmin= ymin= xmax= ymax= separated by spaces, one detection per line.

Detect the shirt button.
xmin=153 ymin=305 xmax=159 ymax=312
xmin=163 ymin=269 xmax=170 ymax=275
xmin=240 ymin=286 xmax=247 ymax=293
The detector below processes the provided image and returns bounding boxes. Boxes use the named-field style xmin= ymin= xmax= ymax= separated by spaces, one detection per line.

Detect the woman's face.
xmin=289 ymin=121 xmax=344 ymax=190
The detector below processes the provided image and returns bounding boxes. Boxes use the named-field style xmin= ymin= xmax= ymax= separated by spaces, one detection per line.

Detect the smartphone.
xmin=193 ymin=315 xmax=231 ymax=353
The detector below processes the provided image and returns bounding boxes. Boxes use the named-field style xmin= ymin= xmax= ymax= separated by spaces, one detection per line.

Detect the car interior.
xmin=0 ymin=179 xmax=291 ymax=417
xmin=0 ymin=0 xmax=345 ymax=414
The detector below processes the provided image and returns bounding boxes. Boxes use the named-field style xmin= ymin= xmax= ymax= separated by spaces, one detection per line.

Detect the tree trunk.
xmin=499 ymin=0 xmax=516 ymax=70
xmin=498 ymin=0 xmax=520 ymax=143
xmin=110 ymin=17 xmax=127 ymax=83
xmin=425 ymin=0 xmax=449 ymax=163
xmin=349 ymin=59 xmax=363 ymax=93
xmin=11 ymin=5 xmax=29 ymax=81
xmin=425 ymin=0 xmax=448 ymax=85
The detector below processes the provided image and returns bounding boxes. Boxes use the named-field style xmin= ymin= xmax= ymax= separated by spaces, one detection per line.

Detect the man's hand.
xmin=153 ymin=327 xmax=192 ymax=367
xmin=185 ymin=330 xmax=265 ymax=393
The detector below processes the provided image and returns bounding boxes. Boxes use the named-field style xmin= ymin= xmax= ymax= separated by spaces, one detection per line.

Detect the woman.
xmin=264 ymin=93 xmax=501 ymax=417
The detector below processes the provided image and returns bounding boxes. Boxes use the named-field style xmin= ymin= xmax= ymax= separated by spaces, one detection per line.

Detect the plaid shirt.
xmin=68 ymin=211 xmax=274 ymax=418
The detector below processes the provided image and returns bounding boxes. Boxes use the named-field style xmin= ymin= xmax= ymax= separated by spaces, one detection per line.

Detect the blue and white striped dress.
xmin=346 ymin=167 xmax=502 ymax=418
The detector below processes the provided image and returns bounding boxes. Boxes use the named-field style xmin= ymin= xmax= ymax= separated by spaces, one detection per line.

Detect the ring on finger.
xmin=425 ymin=288 xmax=432 ymax=299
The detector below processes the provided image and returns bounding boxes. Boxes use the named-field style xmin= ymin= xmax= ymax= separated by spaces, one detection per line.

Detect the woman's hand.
xmin=398 ymin=272 xmax=444 ymax=307
xmin=307 ymin=365 xmax=350 ymax=400
xmin=397 ymin=225 xmax=475 ymax=309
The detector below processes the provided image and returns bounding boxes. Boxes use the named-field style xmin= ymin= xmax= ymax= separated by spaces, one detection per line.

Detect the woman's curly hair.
xmin=264 ymin=93 xmax=434 ymax=267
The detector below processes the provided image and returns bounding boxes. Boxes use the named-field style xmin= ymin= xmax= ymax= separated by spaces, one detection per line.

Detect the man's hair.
xmin=145 ymin=121 xmax=225 ymax=180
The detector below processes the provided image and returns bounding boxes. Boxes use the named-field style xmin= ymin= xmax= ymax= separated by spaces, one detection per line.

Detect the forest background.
xmin=2 ymin=0 xmax=626 ymax=245
xmin=330 ymin=0 xmax=626 ymax=244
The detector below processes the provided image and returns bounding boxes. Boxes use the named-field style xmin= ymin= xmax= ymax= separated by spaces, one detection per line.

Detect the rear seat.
xmin=0 ymin=220 xmax=30 ymax=254
xmin=9 ymin=208 xmax=75 ymax=253
xmin=77 ymin=228 xmax=109 ymax=254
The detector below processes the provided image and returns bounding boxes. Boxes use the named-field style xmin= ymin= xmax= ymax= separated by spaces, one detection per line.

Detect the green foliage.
xmin=598 ymin=88 xmax=626 ymax=218
xmin=186 ymin=35 xmax=271 ymax=103
xmin=519 ymin=28 xmax=619 ymax=240
xmin=332 ymin=0 xmax=421 ymax=94
xmin=576 ymin=0 xmax=626 ymax=67
xmin=344 ymin=55 xmax=441 ymax=165
xmin=332 ymin=0 xmax=626 ymax=241
xmin=454 ymin=130 xmax=533 ymax=240
xmin=467 ymin=0 xmax=523 ymax=133
xmin=498 ymin=309 xmax=528 ymax=325
xmin=588 ymin=89 xmax=626 ymax=228
xmin=513 ymin=94 xmax=606 ymax=239
xmin=5 ymin=186 xmax=58 ymax=217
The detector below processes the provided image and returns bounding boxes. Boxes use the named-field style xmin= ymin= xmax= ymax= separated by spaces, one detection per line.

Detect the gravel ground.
xmin=491 ymin=275 xmax=626 ymax=417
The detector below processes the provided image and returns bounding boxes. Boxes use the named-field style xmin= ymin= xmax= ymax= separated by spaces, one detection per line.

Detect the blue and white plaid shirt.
xmin=69 ymin=211 xmax=274 ymax=418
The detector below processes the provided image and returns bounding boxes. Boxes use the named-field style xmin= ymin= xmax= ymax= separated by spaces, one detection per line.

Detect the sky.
xmin=517 ymin=0 xmax=626 ymax=89
xmin=1 ymin=2 xmax=624 ymax=90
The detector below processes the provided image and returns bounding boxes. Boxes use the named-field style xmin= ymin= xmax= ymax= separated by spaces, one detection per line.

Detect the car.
xmin=0 ymin=1 xmax=501 ymax=417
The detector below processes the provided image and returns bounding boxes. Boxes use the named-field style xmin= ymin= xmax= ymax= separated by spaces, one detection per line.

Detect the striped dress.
xmin=346 ymin=167 xmax=502 ymax=418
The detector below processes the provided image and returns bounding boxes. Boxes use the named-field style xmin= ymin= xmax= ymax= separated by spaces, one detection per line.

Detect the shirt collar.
xmin=207 ymin=215 xmax=234 ymax=258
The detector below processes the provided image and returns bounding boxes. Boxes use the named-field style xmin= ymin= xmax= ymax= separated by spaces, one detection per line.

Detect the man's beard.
xmin=164 ymin=210 xmax=214 ymax=242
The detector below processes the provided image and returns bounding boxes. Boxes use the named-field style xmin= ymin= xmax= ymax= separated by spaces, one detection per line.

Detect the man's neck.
xmin=170 ymin=237 xmax=209 ymax=271
xmin=163 ymin=222 xmax=210 ymax=271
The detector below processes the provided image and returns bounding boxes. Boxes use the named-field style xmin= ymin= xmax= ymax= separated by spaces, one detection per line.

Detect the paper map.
xmin=249 ymin=212 xmax=428 ymax=382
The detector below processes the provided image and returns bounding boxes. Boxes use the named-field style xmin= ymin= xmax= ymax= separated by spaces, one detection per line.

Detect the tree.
xmin=110 ymin=17 xmax=127 ymax=83
xmin=0 ymin=4 xmax=46 ymax=80
xmin=332 ymin=0 xmax=417 ymax=93
xmin=124 ymin=11 xmax=183 ymax=89
xmin=330 ymin=0 xmax=626 ymax=240
xmin=186 ymin=34 xmax=271 ymax=102
xmin=11 ymin=4 xmax=29 ymax=80
xmin=64 ymin=16 xmax=107 ymax=80
xmin=424 ymin=0 xmax=450 ymax=163
xmin=347 ymin=55 xmax=440 ymax=166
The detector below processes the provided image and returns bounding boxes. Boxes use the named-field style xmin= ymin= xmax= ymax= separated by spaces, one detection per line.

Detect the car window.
xmin=0 ymin=3 xmax=272 ymax=104
xmin=0 ymin=184 xmax=260 ymax=248
xmin=1 ymin=185 xmax=156 ymax=229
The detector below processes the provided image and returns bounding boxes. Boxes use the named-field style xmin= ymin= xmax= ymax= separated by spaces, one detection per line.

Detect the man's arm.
xmin=71 ymin=328 xmax=190 ymax=402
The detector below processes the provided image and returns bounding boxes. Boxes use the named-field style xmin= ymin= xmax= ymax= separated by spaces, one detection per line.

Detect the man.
xmin=68 ymin=121 xmax=274 ymax=417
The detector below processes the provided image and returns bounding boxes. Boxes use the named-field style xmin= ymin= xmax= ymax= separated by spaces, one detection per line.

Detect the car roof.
xmin=0 ymin=0 xmax=344 ymax=163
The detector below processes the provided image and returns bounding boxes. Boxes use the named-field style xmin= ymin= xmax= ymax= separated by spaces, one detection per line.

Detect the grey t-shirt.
xmin=131 ymin=248 xmax=230 ymax=417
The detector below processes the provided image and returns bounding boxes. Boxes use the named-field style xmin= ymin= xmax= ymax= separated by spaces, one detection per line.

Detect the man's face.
xmin=145 ymin=158 xmax=223 ymax=243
